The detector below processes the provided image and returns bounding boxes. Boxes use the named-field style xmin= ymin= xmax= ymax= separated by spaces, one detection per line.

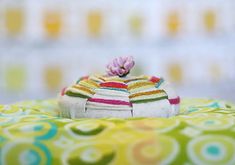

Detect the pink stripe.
xmin=100 ymin=82 xmax=127 ymax=89
xmin=88 ymin=98 xmax=132 ymax=106
xmin=150 ymin=76 xmax=160 ymax=83
xmin=169 ymin=96 xmax=180 ymax=104
xmin=61 ymin=87 xmax=67 ymax=96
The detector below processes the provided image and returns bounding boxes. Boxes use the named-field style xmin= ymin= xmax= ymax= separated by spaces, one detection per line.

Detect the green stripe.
xmin=71 ymin=125 xmax=105 ymax=136
xmin=65 ymin=91 xmax=89 ymax=98
xmin=131 ymin=96 xmax=168 ymax=104
xmin=100 ymin=87 xmax=128 ymax=93
xmin=76 ymin=78 xmax=83 ymax=84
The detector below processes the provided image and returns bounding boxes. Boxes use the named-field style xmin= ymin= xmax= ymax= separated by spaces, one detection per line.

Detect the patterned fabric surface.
xmin=0 ymin=98 xmax=235 ymax=165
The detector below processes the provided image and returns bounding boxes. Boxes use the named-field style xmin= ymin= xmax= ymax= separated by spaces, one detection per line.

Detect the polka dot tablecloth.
xmin=0 ymin=98 xmax=235 ymax=165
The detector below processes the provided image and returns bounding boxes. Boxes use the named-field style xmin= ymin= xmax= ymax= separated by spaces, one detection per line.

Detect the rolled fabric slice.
xmin=58 ymin=94 xmax=87 ymax=119
xmin=86 ymin=81 xmax=132 ymax=112
xmin=129 ymin=89 xmax=168 ymax=103
xmin=89 ymin=75 xmax=106 ymax=83
xmin=132 ymin=99 xmax=172 ymax=118
xmin=79 ymin=79 xmax=100 ymax=89
xmin=168 ymin=96 xmax=180 ymax=116
xmin=65 ymin=84 xmax=94 ymax=98
xmin=127 ymin=80 xmax=155 ymax=93
xmin=156 ymin=79 xmax=180 ymax=116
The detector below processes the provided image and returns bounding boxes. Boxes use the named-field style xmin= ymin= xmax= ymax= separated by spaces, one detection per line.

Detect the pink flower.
xmin=106 ymin=56 xmax=135 ymax=77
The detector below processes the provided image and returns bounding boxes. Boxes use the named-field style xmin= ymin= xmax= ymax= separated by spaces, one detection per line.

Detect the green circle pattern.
xmin=188 ymin=135 xmax=235 ymax=165
xmin=0 ymin=98 xmax=235 ymax=165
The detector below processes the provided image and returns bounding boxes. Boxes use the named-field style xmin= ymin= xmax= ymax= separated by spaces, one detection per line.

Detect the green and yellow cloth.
xmin=0 ymin=98 xmax=235 ymax=165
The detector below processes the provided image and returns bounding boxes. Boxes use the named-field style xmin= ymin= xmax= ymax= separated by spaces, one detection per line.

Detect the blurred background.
xmin=0 ymin=0 xmax=235 ymax=104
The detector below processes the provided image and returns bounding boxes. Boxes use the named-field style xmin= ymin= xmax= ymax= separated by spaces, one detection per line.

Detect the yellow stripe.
xmin=82 ymin=79 xmax=99 ymax=88
xmin=128 ymin=81 xmax=155 ymax=90
xmin=129 ymin=90 xmax=165 ymax=99
xmin=130 ymin=93 xmax=167 ymax=101
xmin=129 ymin=85 xmax=155 ymax=93
xmin=124 ymin=76 xmax=149 ymax=83
xmin=89 ymin=75 xmax=105 ymax=83
xmin=72 ymin=85 xmax=95 ymax=94
xmin=105 ymin=76 xmax=123 ymax=81
xmin=105 ymin=78 xmax=124 ymax=82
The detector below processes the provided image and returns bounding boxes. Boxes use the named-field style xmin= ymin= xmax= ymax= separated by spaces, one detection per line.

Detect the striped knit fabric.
xmin=60 ymin=74 xmax=180 ymax=118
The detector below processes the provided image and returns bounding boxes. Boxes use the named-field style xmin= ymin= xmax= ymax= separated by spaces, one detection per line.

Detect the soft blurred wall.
xmin=0 ymin=0 xmax=235 ymax=103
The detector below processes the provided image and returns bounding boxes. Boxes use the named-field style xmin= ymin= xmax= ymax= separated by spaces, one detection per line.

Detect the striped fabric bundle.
xmin=59 ymin=75 xmax=180 ymax=118
xmin=126 ymin=76 xmax=168 ymax=104
xmin=129 ymin=89 xmax=168 ymax=103
xmin=65 ymin=85 xmax=93 ymax=98
xmin=86 ymin=81 xmax=133 ymax=111
xmin=65 ymin=77 xmax=99 ymax=98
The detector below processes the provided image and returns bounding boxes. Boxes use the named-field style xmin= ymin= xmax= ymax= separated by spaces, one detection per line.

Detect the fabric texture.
xmin=0 ymin=98 xmax=235 ymax=165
